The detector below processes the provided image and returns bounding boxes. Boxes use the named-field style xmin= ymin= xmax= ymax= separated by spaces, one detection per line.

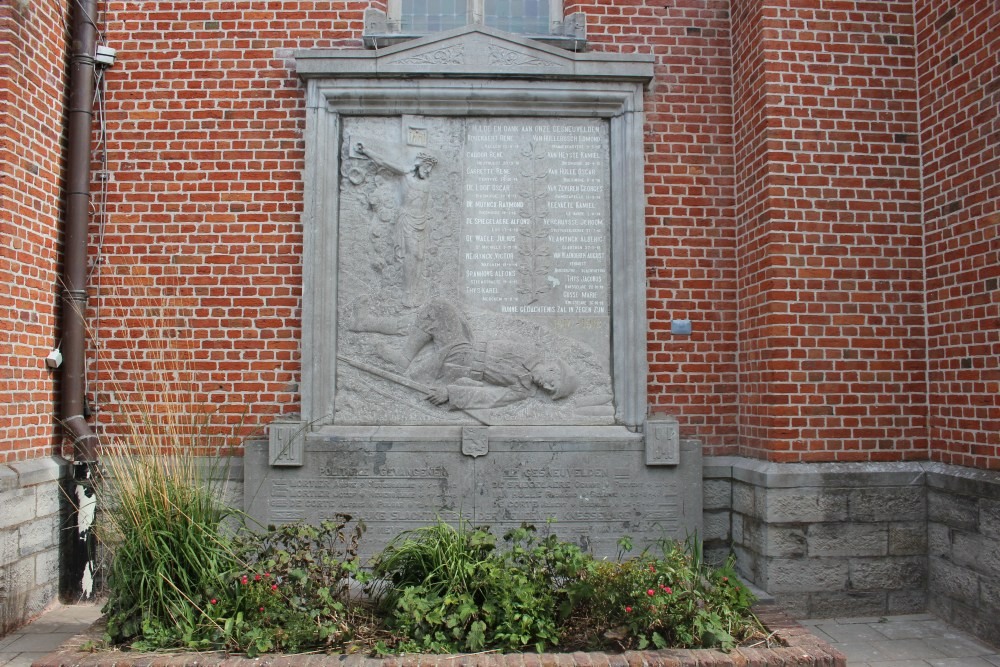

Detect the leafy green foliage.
xmin=221 ymin=516 xmax=369 ymax=656
xmin=566 ymin=536 xmax=761 ymax=651
xmin=370 ymin=519 xmax=588 ymax=654
xmin=103 ymin=493 xmax=763 ymax=658
xmin=102 ymin=491 xmax=372 ymax=657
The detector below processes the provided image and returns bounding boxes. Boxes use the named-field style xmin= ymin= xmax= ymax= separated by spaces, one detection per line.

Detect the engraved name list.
xmin=462 ymin=119 xmax=610 ymax=317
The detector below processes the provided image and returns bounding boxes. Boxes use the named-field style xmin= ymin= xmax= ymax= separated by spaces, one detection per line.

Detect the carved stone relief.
xmin=335 ymin=116 xmax=614 ymax=426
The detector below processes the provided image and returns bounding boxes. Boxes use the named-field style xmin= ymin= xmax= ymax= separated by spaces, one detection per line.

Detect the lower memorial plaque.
xmin=246 ymin=431 xmax=701 ymax=560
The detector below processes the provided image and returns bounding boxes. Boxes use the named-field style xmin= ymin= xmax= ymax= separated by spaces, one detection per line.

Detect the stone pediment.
xmin=294 ymin=25 xmax=653 ymax=81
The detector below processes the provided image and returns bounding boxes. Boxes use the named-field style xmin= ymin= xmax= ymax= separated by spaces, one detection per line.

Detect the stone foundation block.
xmin=764 ymin=488 xmax=849 ymax=524
xmin=847 ymin=486 xmax=925 ymax=523
xmin=929 ymin=556 xmax=980 ymax=601
xmin=765 ymin=558 xmax=849 ymax=593
xmin=928 ymin=488 xmax=978 ymax=531
xmin=801 ymin=590 xmax=887 ymax=618
xmin=888 ymin=522 xmax=926 ymax=556
xmin=979 ymin=498 xmax=1000 ymax=540
xmin=848 ymin=556 xmax=925 ymax=590
xmin=0 ymin=456 xmax=68 ymax=634
xmin=702 ymin=478 xmax=731 ymax=511
xmin=761 ymin=525 xmax=807 ymax=558
xmin=807 ymin=523 xmax=887 ymax=558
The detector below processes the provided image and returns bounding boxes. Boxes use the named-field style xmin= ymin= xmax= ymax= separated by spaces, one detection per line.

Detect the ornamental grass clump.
xmin=99 ymin=438 xmax=240 ymax=650
xmin=99 ymin=435 xmax=376 ymax=655
xmin=89 ymin=282 xmax=252 ymax=650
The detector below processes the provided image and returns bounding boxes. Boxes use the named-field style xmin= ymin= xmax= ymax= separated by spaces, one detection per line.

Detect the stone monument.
xmin=245 ymin=25 xmax=702 ymax=558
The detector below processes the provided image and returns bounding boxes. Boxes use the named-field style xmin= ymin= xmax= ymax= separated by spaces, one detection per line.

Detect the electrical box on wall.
xmin=95 ymin=45 xmax=117 ymax=67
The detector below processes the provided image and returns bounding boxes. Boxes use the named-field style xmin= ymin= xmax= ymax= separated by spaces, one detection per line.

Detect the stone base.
xmin=245 ymin=425 xmax=702 ymax=560
xmin=0 ymin=457 xmax=67 ymax=634
xmin=705 ymin=457 xmax=1000 ymax=648
xmin=925 ymin=464 xmax=1000 ymax=647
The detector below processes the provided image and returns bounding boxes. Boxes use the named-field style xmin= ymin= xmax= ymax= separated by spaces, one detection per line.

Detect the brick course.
xmin=0 ymin=0 xmax=67 ymax=463
xmin=733 ymin=1 xmax=926 ymax=462
xmin=917 ymin=0 xmax=1000 ymax=469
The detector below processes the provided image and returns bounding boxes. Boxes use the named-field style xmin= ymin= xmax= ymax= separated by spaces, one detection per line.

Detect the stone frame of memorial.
xmin=296 ymin=26 xmax=651 ymax=433
xmin=248 ymin=25 xmax=701 ymax=557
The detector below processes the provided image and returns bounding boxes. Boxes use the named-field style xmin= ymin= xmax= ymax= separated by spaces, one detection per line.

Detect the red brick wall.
xmin=569 ymin=0 xmax=739 ymax=452
xmin=731 ymin=0 xmax=779 ymax=459
xmin=916 ymin=1 xmax=1000 ymax=469
xmin=90 ymin=2 xmax=373 ymax=443
xmin=732 ymin=1 xmax=926 ymax=462
xmin=0 ymin=0 xmax=68 ymax=463
xmin=90 ymin=0 xmax=745 ymax=452
xmin=43 ymin=0 xmax=994 ymax=465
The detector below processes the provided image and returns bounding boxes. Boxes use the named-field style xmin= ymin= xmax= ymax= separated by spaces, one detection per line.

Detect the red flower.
xmin=210 ymin=598 xmax=217 ymax=605
xmin=240 ymin=575 xmax=249 ymax=585
xmin=259 ymin=606 xmax=265 ymax=612
xmin=271 ymin=583 xmax=278 ymax=591
xmin=647 ymin=589 xmax=655 ymax=596
xmin=625 ymin=606 xmax=632 ymax=613
xmin=255 ymin=574 xmax=262 ymax=581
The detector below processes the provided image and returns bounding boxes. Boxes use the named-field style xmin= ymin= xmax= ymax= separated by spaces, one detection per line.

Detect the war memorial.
xmin=0 ymin=0 xmax=997 ymax=651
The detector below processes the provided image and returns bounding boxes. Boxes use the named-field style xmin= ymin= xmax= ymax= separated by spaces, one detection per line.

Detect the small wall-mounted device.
xmin=95 ymin=45 xmax=117 ymax=68
xmin=45 ymin=348 xmax=63 ymax=369
xmin=671 ymin=319 xmax=693 ymax=335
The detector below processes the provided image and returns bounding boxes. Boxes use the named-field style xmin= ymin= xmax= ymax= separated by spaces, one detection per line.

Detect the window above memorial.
xmin=363 ymin=0 xmax=587 ymax=50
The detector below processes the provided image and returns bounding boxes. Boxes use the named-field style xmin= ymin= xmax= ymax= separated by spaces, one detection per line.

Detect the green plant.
xmin=370 ymin=519 xmax=587 ymax=654
xmin=218 ymin=516 xmax=371 ymax=656
xmin=566 ymin=536 xmax=762 ymax=652
xmin=91 ymin=282 xmax=258 ymax=652
xmin=99 ymin=438 xmax=240 ymax=650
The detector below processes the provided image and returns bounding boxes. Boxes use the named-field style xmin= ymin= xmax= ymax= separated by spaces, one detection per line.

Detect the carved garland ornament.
xmin=392 ymin=45 xmax=465 ymax=66
xmin=488 ymin=45 xmax=564 ymax=69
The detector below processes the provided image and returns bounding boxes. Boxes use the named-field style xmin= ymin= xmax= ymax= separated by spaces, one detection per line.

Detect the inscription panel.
xmin=247 ymin=443 xmax=474 ymax=556
xmin=475 ymin=448 xmax=682 ymax=554
xmin=462 ymin=119 xmax=609 ymax=319
xmin=246 ymin=435 xmax=701 ymax=560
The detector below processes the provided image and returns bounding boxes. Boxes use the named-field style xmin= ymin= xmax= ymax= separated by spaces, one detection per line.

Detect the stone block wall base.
xmin=0 ymin=457 xmax=68 ymax=634
xmin=705 ymin=457 xmax=1000 ymax=648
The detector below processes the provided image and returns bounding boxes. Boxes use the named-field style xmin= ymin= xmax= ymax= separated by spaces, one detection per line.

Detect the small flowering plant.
xmin=198 ymin=516 xmax=368 ymax=657
xmin=575 ymin=538 xmax=759 ymax=651
xmin=199 ymin=569 xmax=289 ymax=655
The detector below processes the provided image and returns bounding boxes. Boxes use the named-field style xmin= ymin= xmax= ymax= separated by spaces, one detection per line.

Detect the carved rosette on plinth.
xmin=248 ymin=26 xmax=702 ymax=558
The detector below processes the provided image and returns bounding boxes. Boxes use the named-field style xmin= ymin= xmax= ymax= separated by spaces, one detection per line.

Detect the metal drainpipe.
xmin=61 ymin=0 xmax=100 ymax=601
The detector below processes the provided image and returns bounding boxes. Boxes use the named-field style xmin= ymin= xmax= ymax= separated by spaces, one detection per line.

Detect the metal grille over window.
xmin=363 ymin=0 xmax=585 ymax=50
xmin=484 ymin=0 xmax=549 ymax=35
xmin=401 ymin=0 xmax=469 ymax=33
